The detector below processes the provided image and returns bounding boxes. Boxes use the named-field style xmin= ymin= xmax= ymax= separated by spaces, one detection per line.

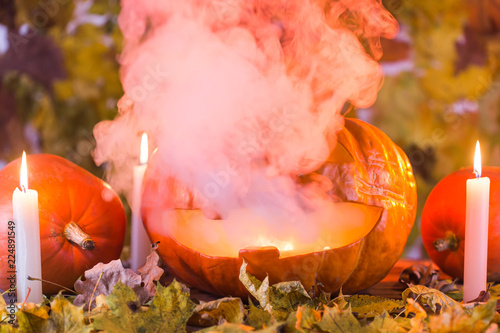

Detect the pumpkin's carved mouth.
xmin=164 ymin=202 xmax=383 ymax=258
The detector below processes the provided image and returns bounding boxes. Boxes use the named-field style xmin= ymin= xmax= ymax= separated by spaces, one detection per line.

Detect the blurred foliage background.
xmin=1 ymin=0 xmax=500 ymax=257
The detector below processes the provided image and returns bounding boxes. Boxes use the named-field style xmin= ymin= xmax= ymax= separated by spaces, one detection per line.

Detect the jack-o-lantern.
xmin=142 ymin=118 xmax=416 ymax=297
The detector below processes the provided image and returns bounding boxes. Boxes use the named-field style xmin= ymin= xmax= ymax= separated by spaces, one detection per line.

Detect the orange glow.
xmin=474 ymin=141 xmax=481 ymax=178
xmin=20 ymin=151 xmax=28 ymax=191
xmin=255 ymin=235 xmax=295 ymax=252
xmin=140 ymin=133 xmax=149 ymax=165
xmin=165 ymin=202 xmax=383 ymax=258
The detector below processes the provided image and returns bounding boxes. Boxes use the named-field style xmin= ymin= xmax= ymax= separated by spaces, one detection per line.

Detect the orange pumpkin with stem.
xmin=142 ymin=118 xmax=417 ymax=297
xmin=421 ymin=167 xmax=500 ymax=281
xmin=0 ymin=154 xmax=126 ymax=295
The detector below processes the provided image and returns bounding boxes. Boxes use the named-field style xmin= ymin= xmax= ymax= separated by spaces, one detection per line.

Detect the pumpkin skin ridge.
xmin=333 ymin=120 xmax=416 ymax=293
xmin=142 ymin=118 xmax=417 ymax=297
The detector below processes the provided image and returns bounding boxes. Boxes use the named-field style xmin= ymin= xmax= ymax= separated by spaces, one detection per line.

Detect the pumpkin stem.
xmin=64 ymin=222 xmax=95 ymax=251
xmin=433 ymin=232 xmax=459 ymax=252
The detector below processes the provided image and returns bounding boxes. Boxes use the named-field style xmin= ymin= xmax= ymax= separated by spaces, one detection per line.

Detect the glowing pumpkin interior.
xmin=161 ymin=202 xmax=383 ymax=258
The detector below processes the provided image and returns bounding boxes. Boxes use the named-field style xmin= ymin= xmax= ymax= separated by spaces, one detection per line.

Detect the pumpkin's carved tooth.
xmin=64 ymin=222 xmax=95 ymax=251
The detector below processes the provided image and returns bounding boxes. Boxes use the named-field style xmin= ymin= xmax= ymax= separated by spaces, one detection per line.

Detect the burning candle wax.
xmin=130 ymin=133 xmax=151 ymax=271
xmin=464 ymin=141 xmax=490 ymax=303
xmin=13 ymin=151 xmax=42 ymax=303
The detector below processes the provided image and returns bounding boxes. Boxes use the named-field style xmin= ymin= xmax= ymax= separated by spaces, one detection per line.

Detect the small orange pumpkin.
xmin=421 ymin=167 xmax=500 ymax=281
xmin=0 ymin=154 xmax=126 ymax=295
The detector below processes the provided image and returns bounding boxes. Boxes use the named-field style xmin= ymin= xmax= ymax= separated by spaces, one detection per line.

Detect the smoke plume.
xmin=93 ymin=0 xmax=397 ymax=247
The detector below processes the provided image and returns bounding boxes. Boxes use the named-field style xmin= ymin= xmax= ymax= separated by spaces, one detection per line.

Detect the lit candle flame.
xmin=140 ymin=133 xmax=148 ymax=165
xmin=474 ymin=140 xmax=482 ymax=178
xmin=20 ymin=151 xmax=28 ymax=192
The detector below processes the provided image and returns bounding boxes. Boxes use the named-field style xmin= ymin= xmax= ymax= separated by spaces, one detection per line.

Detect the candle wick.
xmin=474 ymin=169 xmax=481 ymax=178
xmin=21 ymin=185 xmax=27 ymax=193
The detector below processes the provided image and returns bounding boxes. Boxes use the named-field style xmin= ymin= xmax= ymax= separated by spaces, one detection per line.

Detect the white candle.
xmin=464 ymin=141 xmax=490 ymax=303
xmin=130 ymin=133 xmax=151 ymax=271
xmin=13 ymin=152 xmax=42 ymax=304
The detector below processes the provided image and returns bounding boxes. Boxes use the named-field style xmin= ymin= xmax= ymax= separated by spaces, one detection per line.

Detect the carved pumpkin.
xmin=142 ymin=118 xmax=416 ymax=297
xmin=0 ymin=154 xmax=126 ymax=295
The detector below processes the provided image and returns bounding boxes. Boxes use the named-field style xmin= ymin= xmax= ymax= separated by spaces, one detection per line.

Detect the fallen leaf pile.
xmin=399 ymin=264 xmax=462 ymax=300
xmin=1 ymin=255 xmax=500 ymax=332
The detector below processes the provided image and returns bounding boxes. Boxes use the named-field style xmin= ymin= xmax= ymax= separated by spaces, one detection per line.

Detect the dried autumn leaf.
xmin=402 ymin=285 xmax=457 ymax=314
xmin=367 ymin=311 xmax=406 ymax=332
xmin=93 ymin=280 xmax=196 ymax=333
xmin=315 ymin=305 xmax=363 ymax=332
xmin=399 ymin=264 xmax=439 ymax=287
xmin=198 ymin=323 xmax=255 ymax=332
xmin=488 ymin=284 xmax=500 ymax=298
xmin=89 ymin=294 xmax=109 ymax=316
xmin=467 ymin=284 xmax=492 ymax=304
xmin=141 ymin=280 xmax=196 ymax=333
xmin=268 ymin=281 xmax=311 ymax=321
xmin=136 ymin=246 xmax=164 ymax=303
xmin=399 ymin=264 xmax=461 ymax=298
xmin=43 ymin=294 xmax=92 ymax=333
xmin=239 ymin=261 xmax=270 ymax=312
xmin=91 ymin=281 xmax=144 ymax=333
xmin=74 ymin=259 xmax=141 ymax=309
xmin=244 ymin=301 xmax=273 ymax=330
xmin=405 ymin=298 xmax=427 ymax=320
xmin=188 ymin=297 xmax=244 ymax=327
xmin=338 ymin=295 xmax=403 ymax=319
xmin=16 ymin=303 xmax=49 ymax=332
xmin=239 ymin=261 xmax=311 ymax=321
xmin=467 ymin=0 xmax=500 ymax=34
xmin=333 ymin=288 xmax=348 ymax=310
xmin=294 ymin=306 xmax=322 ymax=331
xmin=433 ymin=279 xmax=461 ymax=298
xmin=0 ymin=323 xmax=17 ymax=333
xmin=428 ymin=298 xmax=497 ymax=332
xmin=0 ymin=293 xmax=11 ymax=323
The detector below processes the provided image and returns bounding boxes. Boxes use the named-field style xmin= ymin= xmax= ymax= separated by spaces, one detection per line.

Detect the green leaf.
xmin=44 ymin=294 xmax=92 ymax=333
xmin=338 ymin=295 xmax=403 ymax=319
xmin=402 ymin=285 xmax=457 ymax=313
xmin=244 ymin=301 xmax=273 ymax=330
xmin=189 ymin=297 xmax=244 ymax=327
